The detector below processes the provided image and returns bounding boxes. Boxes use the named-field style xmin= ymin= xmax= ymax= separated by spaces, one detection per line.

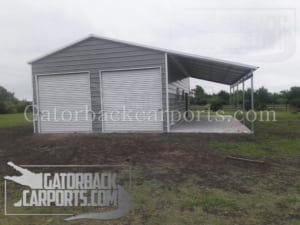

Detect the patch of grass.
xmin=180 ymin=191 xmax=237 ymax=210
xmin=274 ymin=111 xmax=300 ymax=121
xmin=2 ymin=174 xmax=299 ymax=225
xmin=201 ymin=194 xmax=236 ymax=209
xmin=0 ymin=113 xmax=32 ymax=128
xmin=177 ymin=179 xmax=240 ymax=219
xmin=209 ymin=111 xmax=300 ymax=158
xmin=130 ymin=177 xmax=300 ymax=225
xmin=210 ymin=137 xmax=300 ymax=158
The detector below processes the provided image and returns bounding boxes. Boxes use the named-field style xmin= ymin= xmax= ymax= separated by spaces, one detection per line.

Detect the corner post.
xmin=229 ymin=86 xmax=232 ymax=105
xmin=251 ymin=75 xmax=254 ymax=133
xmin=165 ymin=53 xmax=170 ymax=132
xmin=242 ymin=81 xmax=245 ymax=124
xmin=236 ymin=83 xmax=239 ymax=109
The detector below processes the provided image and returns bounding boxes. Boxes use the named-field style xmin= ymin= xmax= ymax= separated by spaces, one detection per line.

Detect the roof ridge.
xmin=28 ymin=34 xmax=258 ymax=70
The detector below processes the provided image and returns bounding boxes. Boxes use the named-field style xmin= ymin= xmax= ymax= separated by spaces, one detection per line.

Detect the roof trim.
xmin=28 ymin=34 xmax=258 ymax=71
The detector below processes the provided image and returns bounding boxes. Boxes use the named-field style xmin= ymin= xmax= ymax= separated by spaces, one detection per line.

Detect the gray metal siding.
xmin=31 ymin=37 xmax=167 ymax=132
xmin=167 ymin=56 xmax=190 ymax=127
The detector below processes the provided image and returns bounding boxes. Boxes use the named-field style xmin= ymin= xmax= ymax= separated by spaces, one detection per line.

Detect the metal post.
xmin=233 ymin=85 xmax=235 ymax=107
xmin=229 ymin=86 xmax=232 ymax=105
xmin=251 ymin=75 xmax=254 ymax=133
xmin=232 ymin=85 xmax=234 ymax=106
xmin=234 ymin=84 xmax=237 ymax=108
xmin=242 ymin=81 xmax=245 ymax=124
xmin=236 ymin=84 xmax=239 ymax=109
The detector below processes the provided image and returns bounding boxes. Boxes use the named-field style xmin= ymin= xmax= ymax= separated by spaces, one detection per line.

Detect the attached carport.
xmin=166 ymin=52 xmax=258 ymax=133
xmin=29 ymin=34 xmax=258 ymax=133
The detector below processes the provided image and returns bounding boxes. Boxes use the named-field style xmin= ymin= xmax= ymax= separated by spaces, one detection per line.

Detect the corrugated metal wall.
xmin=31 ymin=37 xmax=167 ymax=132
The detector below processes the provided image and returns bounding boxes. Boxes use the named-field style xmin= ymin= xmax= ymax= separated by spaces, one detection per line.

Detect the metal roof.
xmin=168 ymin=53 xmax=256 ymax=85
xmin=29 ymin=34 xmax=258 ymax=85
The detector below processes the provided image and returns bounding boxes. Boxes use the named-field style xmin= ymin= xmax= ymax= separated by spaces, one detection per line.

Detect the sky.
xmin=0 ymin=0 xmax=299 ymax=100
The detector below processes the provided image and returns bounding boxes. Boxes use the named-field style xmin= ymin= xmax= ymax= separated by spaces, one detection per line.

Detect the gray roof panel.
xmin=29 ymin=34 xmax=258 ymax=85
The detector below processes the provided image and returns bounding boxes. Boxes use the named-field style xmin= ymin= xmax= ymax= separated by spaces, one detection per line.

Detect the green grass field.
xmin=0 ymin=111 xmax=299 ymax=225
xmin=0 ymin=113 xmax=32 ymax=128
xmin=210 ymin=111 xmax=300 ymax=158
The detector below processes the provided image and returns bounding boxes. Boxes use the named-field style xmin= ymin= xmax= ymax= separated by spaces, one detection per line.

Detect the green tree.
xmin=0 ymin=86 xmax=31 ymax=114
xmin=191 ymin=85 xmax=207 ymax=105
xmin=208 ymin=96 xmax=223 ymax=111
xmin=217 ymin=90 xmax=229 ymax=105
xmin=288 ymin=87 xmax=300 ymax=111
xmin=255 ymin=87 xmax=272 ymax=110
xmin=0 ymin=86 xmax=17 ymax=102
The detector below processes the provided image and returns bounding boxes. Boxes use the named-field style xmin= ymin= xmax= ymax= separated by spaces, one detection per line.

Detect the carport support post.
xmin=251 ymin=75 xmax=254 ymax=133
xmin=230 ymin=86 xmax=233 ymax=105
xmin=242 ymin=81 xmax=245 ymax=124
xmin=229 ymin=85 xmax=231 ymax=105
xmin=233 ymin=85 xmax=236 ymax=107
xmin=234 ymin=85 xmax=236 ymax=106
xmin=236 ymin=84 xmax=239 ymax=109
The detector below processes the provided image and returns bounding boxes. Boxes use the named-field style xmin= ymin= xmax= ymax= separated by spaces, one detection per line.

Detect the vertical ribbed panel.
xmin=101 ymin=68 xmax=163 ymax=132
xmin=37 ymin=73 xmax=92 ymax=133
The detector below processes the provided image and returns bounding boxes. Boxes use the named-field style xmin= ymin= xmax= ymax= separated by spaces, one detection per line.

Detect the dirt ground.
xmin=0 ymin=126 xmax=300 ymax=225
xmin=0 ymin=126 xmax=298 ymax=193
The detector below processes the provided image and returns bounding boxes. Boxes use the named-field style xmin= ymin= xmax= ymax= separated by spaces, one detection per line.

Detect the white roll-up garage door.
xmin=37 ymin=72 xmax=93 ymax=133
xmin=101 ymin=68 xmax=163 ymax=132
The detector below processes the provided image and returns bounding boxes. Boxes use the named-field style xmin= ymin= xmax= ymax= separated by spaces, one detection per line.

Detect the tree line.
xmin=190 ymin=85 xmax=300 ymax=111
xmin=0 ymin=86 xmax=31 ymax=114
xmin=1 ymin=84 xmax=300 ymax=114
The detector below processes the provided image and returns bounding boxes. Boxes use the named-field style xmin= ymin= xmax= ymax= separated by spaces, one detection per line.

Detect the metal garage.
xmin=29 ymin=35 xmax=258 ymax=133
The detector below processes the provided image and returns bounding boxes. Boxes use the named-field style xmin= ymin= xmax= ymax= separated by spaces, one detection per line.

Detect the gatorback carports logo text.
xmin=4 ymin=162 xmax=130 ymax=220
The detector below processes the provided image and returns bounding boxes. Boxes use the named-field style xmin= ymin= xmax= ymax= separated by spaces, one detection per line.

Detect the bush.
xmin=16 ymin=100 xmax=31 ymax=113
xmin=5 ymin=101 xmax=17 ymax=114
xmin=289 ymin=98 xmax=300 ymax=111
xmin=0 ymin=102 xmax=6 ymax=114
xmin=256 ymin=103 xmax=267 ymax=110
xmin=209 ymin=97 xmax=223 ymax=111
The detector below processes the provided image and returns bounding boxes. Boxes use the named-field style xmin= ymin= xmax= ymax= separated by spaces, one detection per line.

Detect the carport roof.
xmin=29 ymin=35 xmax=258 ymax=85
xmin=167 ymin=53 xmax=257 ymax=85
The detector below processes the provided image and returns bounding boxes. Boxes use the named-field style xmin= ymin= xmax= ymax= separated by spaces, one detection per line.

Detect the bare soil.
xmin=0 ymin=126 xmax=298 ymax=194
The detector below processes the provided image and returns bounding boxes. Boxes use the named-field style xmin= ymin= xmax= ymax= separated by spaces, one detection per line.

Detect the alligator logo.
xmin=4 ymin=161 xmax=130 ymax=220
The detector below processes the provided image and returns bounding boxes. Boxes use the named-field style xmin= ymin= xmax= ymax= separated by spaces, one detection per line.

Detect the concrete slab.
xmin=170 ymin=115 xmax=251 ymax=133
